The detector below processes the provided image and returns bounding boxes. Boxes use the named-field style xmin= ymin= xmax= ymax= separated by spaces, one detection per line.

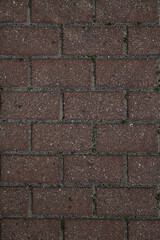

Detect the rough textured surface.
xmin=0 ymin=27 xmax=58 ymax=55
xmin=0 ymin=59 xmax=28 ymax=87
xmin=0 ymin=1 xmax=159 ymax=239
xmin=64 ymin=155 xmax=124 ymax=183
xmin=97 ymin=124 xmax=157 ymax=152
xmin=64 ymin=92 xmax=124 ymax=119
xmin=128 ymin=92 xmax=160 ymax=120
xmin=1 ymin=219 xmax=60 ymax=240
xmin=128 ymin=220 xmax=160 ymax=240
xmin=65 ymin=219 xmax=124 ymax=240
xmin=1 ymin=155 xmax=60 ymax=183
xmin=128 ymin=156 xmax=160 ymax=183
xmin=31 ymin=0 xmax=92 ymax=23
xmin=1 ymin=92 xmax=60 ymax=119
xmin=32 ymin=59 xmax=92 ymax=87
xmin=96 ymin=59 xmax=156 ymax=88
xmin=63 ymin=27 xmax=124 ymax=55
xmin=0 ymin=187 xmax=28 ymax=214
xmin=0 ymin=123 xmax=28 ymax=151
xmin=97 ymin=188 xmax=157 ymax=216
xmin=128 ymin=27 xmax=160 ymax=55
xmin=33 ymin=187 xmax=92 ymax=215
xmin=96 ymin=0 xmax=157 ymax=23
xmin=32 ymin=123 xmax=91 ymax=151
xmin=0 ymin=0 xmax=27 ymax=23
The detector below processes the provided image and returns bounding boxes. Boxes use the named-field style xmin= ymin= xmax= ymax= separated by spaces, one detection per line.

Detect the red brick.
xmin=129 ymin=220 xmax=160 ymax=240
xmin=1 ymin=155 xmax=60 ymax=183
xmin=0 ymin=187 xmax=28 ymax=214
xmin=96 ymin=59 xmax=156 ymax=88
xmin=97 ymin=124 xmax=157 ymax=152
xmin=0 ymin=0 xmax=27 ymax=23
xmin=1 ymin=219 xmax=60 ymax=240
xmin=128 ymin=92 xmax=160 ymax=120
xmin=128 ymin=156 xmax=160 ymax=183
xmin=1 ymin=92 xmax=60 ymax=119
xmin=128 ymin=27 xmax=160 ymax=55
xmin=64 ymin=155 xmax=124 ymax=183
xmin=97 ymin=188 xmax=157 ymax=216
xmin=0 ymin=59 xmax=28 ymax=87
xmin=32 ymin=123 xmax=91 ymax=151
xmin=0 ymin=123 xmax=28 ymax=151
xmin=63 ymin=27 xmax=123 ymax=55
xmin=64 ymin=92 xmax=124 ymax=120
xmin=32 ymin=59 xmax=91 ymax=87
xmin=0 ymin=27 xmax=58 ymax=55
xmin=33 ymin=187 xmax=91 ymax=215
xmin=65 ymin=219 xmax=123 ymax=240
xmin=31 ymin=0 xmax=92 ymax=23
xmin=96 ymin=0 xmax=157 ymax=23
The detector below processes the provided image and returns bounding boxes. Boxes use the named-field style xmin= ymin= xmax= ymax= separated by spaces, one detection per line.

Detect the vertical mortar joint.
xmin=91 ymin=124 xmax=97 ymax=153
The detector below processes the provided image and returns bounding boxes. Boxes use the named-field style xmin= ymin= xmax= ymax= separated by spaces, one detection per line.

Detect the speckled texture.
xmin=97 ymin=188 xmax=157 ymax=216
xmin=1 ymin=155 xmax=60 ymax=183
xmin=0 ymin=0 xmax=27 ymax=23
xmin=64 ymin=92 xmax=124 ymax=119
xmin=32 ymin=123 xmax=91 ymax=151
xmin=0 ymin=27 xmax=58 ymax=55
xmin=1 ymin=219 xmax=60 ymax=240
xmin=1 ymin=92 xmax=60 ymax=119
xmin=96 ymin=59 xmax=156 ymax=88
xmin=0 ymin=187 xmax=28 ymax=214
xmin=31 ymin=0 xmax=92 ymax=23
xmin=33 ymin=187 xmax=92 ymax=215
xmin=0 ymin=123 xmax=28 ymax=151
xmin=128 ymin=27 xmax=160 ymax=55
xmin=97 ymin=124 xmax=157 ymax=152
xmin=96 ymin=0 xmax=157 ymax=23
xmin=129 ymin=220 xmax=160 ymax=240
xmin=0 ymin=59 xmax=28 ymax=87
xmin=128 ymin=92 xmax=160 ymax=120
xmin=63 ymin=27 xmax=124 ymax=55
xmin=64 ymin=155 xmax=124 ymax=183
xmin=32 ymin=59 xmax=92 ymax=87
xmin=65 ymin=219 xmax=124 ymax=240
xmin=0 ymin=0 xmax=160 ymax=238
xmin=128 ymin=156 xmax=160 ymax=183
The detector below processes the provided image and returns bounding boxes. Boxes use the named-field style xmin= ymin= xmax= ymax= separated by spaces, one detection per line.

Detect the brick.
xmin=0 ymin=0 xmax=27 ymax=23
xmin=0 ymin=123 xmax=28 ymax=151
xmin=1 ymin=92 xmax=60 ymax=119
xmin=0 ymin=187 xmax=28 ymax=214
xmin=31 ymin=0 xmax=92 ymax=23
xmin=0 ymin=59 xmax=28 ymax=87
xmin=33 ymin=187 xmax=91 ymax=215
xmin=64 ymin=155 xmax=124 ymax=183
xmin=128 ymin=156 xmax=160 ymax=183
xmin=32 ymin=123 xmax=91 ymax=151
xmin=1 ymin=155 xmax=60 ymax=183
xmin=0 ymin=27 xmax=58 ymax=55
xmin=97 ymin=188 xmax=157 ymax=216
xmin=1 ymin=219 xmax=60 ymax=240
xmin=128 ymin=92 xmax=160 ymax=120
xmin=63 ymin=27 xmax=123 ymax=55
xmin=65 ymin=219 xmax=123 ymax=240
xmin=96 ymin=59 xmax=156 ymax=88
xmin=96 ymin=0 xmax=157 ymax=23
xmin=32 ymin=59 xmax=91 ymax=87
xmin=64 ymin=92 xmax=124 ymax=120
xmin=128 ymin=220 xmax=160 ymax=240
xmin=128 ymin=27 xmax=160 ymax=55
xmin=97 ymin=124 xmax=157 ymax=152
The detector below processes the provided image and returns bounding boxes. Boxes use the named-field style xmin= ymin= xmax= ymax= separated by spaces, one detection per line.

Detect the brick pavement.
xmin=0 ymin=0 xmax=160 ymax=239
